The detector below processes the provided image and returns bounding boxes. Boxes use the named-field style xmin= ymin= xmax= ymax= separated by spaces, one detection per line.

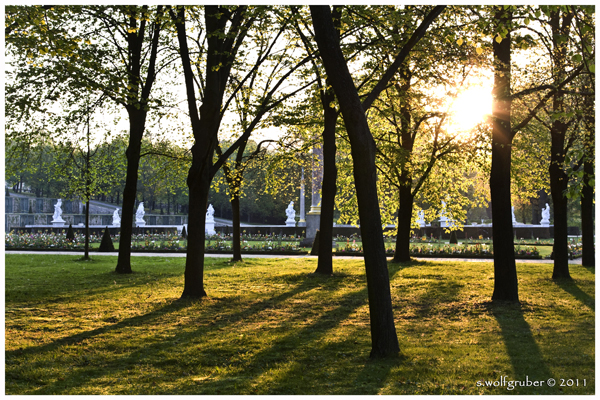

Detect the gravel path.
xmin=4 ymin=250 xmax=583 ymax=264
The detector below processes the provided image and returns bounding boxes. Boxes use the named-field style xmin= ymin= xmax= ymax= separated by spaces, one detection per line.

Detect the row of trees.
xmin=6 ymin=5 xmax=594 ymax=358
xmin=5 ymin=135 xmax=307 ymax=224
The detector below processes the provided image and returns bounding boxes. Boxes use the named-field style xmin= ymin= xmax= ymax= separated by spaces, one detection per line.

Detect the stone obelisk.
xmin=301 ymin=143 xmax=323 ymax=245
xmin=298 ymin=167 xmax=306 ymax=227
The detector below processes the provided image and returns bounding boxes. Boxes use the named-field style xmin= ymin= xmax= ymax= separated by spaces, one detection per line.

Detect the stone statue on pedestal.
xmin=540 ymin=203 xmax=550 ymax=225
xmin=136 ymin=202 xmax=146 ymax=227
xmin=285 ymin=201 xmax=296 ymax=227
xmin=206 ymin=204 xmax=215 ymax=223
xmin=205 ymin=204 xmax=216 ymax=235
xmin=52 ymin=199 xmax=65 ymax=227
xmin=112 ymin=209 xmax=121 ymax=227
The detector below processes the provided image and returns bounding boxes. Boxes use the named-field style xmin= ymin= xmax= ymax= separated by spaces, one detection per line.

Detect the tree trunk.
xmin=311 ymin=6 xmax=399 ymax=358
xmin=549 ymin=161 xmax=570 ymax=278
xmin=392 ymin=72 xmax=414 ymax=263
xmin=549 ymin=9 xmax=574 ymax=280
xmin=181 ymin=151 xmax=210 ymax=298
xmin=581 ymin=155 xmax=594 ymax=267
xmin=490 ymin=8 xmax=519 ymax=302
xmin=172 ymin=5 xmax=249 ymax=299
xmin=581 ymin=95 xmax=595 ymax=267
xmin=84 ymin=198 xmax=90 ymax=260
xmin=115 ymin=115 xmax=145 ymax=274
xmin=314 ymin=85 xmax=338 ymax=275
xmin=231 ymin=195 xmax=242 ymax=262
xmin=112 ymin=7 xmax=162 ymax=272
xmin=83 ymin=135 xmax=91 ymax=260
xmin=393 ymin=186 xmax=413 ymax=262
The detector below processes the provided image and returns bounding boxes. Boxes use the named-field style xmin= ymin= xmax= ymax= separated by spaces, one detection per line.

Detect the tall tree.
xmin=310 ymin=4 xmax=445 ymax=357
xmin=311 ymin=5 xmax=399 ymax=357
xmin=574 ymin=7 xmax=595 ymax=268
xmin=291 ymin=6 xmax=343 ymax=275
xmin=5 ymin=6 xmax=172 ymax=273
xmin=215 ymin=10 xmax=314 ymax=262
xmin=172 ymin=6 xmax=291 ymax=297
xmin=110 ymin=6 xmax=168 ymax=274
xmin=547 ymin=8 xmax=575 ymax=279
xmin=488 ymin=5 xmax=586 ymax=300
xmin=544 ymin=7 xmax=595 ymax=279
xmin=365 ymin=7 xmax=489 ymax=262
xmin=489 ymin=7 xmax=519 ymax=301
xmin=54 ymin=96 xmax=124 ymax=260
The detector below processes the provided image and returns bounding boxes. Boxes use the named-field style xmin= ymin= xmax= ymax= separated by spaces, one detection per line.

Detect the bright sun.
xmin=448 ymin=86 xmax=493 ymax=136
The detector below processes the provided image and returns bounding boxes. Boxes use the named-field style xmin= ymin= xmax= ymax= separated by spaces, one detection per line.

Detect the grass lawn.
xmin=5 ymin=254 xmax=594 ymax=395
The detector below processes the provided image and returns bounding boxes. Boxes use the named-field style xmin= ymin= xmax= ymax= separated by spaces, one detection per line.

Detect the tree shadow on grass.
xmin=195 ymin=261 xmax=434 ymax=395
xmin=191 ymin=285 xmax=373 ymax=395
xmin=552 ymin=279 xmax=595 ymax=311
xmin=8 ymin=258 xmax=407 ymax=395
xmin=5 ymin=298 xmax=192 ymax=360
xmin=388 ymin=258 xmax=431 ymax=269
xmin=582 ymin=265 xmax=595 ymax=274
xmin=486 ymin=302 xmax=552 ymax=383
xmin=12 ymin=273 xmax=338 ymax=395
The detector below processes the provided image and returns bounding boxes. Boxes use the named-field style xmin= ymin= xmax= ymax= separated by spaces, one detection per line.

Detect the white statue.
xmin=112 ymin=209 xmax=121 ymax=227
xmin=439 ymin=201 xmax=453 ymax=227
xmin=52 ymin=199 xmax=64 ymax=221
xmin=416 ymin=210 xmax=426 ymax=227
xmin=205 ymin=204 xmax=216 ymax=235
xmin=540 ymin=203 xmax=550 ymax=225
xmin=135 ymin=202 xmax=146 ymax=226
xmin=51 ymin=199 xmax=65 ymax=226
xmin=285 ymin=201 xmax=296 ymax=226
xmin=206 ymin=204 xmax=215 ymax=223
xmin=511 ymin=206 xmax=517 ymax=224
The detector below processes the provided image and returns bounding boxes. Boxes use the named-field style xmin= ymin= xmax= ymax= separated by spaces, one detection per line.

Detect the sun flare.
xmin=448 ymin=86 xmax=493 ymax=135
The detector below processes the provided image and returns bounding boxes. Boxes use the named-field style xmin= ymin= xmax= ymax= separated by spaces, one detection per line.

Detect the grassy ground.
xmin=5 ymin=254 xmax=594 ymax=395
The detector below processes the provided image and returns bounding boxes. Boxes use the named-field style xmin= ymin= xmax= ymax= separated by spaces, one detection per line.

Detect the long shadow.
xmin=7 ymin=263 xmax=343 ymax=361
xmin=5 ymin=299 xmax=192 ymax=359
xmin=192 ymin=261 xmax=416 ymax=394
xmin=10 ymin=259 xmax=404 ymax=394
xmin=16 ymin=273 xmax=337 ymax=394
xmin=195 ymin=285 xmax=373 ymax=394
xmin=488 ymin=302 xmax=552 ymax=383
xmin=6 ymin=260 xmax=183 ymax=305
xmin=552 ymin=279 xmax=595 ymax=311
xmin=331 ymin=263 xmax=464 ymax=395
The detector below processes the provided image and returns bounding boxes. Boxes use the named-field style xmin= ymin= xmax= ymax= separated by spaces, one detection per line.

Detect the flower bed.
xmin=567 ymin=241 xmax=583 ymax=259
xmin=8 ymin=231 xmax=578 ymax=259
xmin=5 ymin=230 xmax=99 ymax=250
xmin=5 ymin=231 xmax=308 ymax=255
xmin=334 ymin=243 xmax=543 ymax=259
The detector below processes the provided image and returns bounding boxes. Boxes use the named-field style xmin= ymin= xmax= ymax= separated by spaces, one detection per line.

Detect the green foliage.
xmin=4 ymin=5 xmax=595 ymax=237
